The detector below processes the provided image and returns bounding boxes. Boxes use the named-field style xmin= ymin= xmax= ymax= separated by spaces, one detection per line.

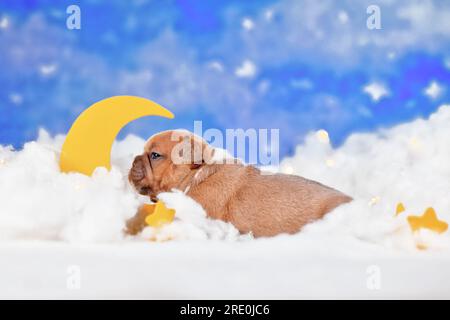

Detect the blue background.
xmin=0 ymin=0 xmax=449 ymax=159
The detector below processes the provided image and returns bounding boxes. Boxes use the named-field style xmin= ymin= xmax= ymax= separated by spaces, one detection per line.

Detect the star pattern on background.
xmin=424 ymin=81 xmax=444 ymax=100
xmin=363 ymin=82 xmax=389 ymax=102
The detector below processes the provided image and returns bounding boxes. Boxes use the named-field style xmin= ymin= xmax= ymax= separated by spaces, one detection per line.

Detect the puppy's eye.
xmin=150 ymin=152 xmax=162 ymax=160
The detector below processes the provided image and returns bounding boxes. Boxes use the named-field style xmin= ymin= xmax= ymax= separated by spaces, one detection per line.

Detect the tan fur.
xmin=128 ymin=131 xmax=352 ymax=237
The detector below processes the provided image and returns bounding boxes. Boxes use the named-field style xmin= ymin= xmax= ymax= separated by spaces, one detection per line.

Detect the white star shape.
xmin=363 ymin=82 xmax=389 ymax=102
xmin=424 ymin=81 xmax=443 ymax=100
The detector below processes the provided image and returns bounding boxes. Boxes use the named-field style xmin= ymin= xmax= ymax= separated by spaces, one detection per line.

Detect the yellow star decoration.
xmin=396 ymin=202 xmax=406 ymax=216
xmin=143 ymin=201 xmax=176 ymax=228
xmin=394 ymin=203 xmax=448 ymax=250
xmin=407 ymin=207 xmax=448 ymax=234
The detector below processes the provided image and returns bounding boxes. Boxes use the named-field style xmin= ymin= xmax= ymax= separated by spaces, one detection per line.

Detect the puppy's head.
xmin=129 ymin=130 xmax=214 ymax=201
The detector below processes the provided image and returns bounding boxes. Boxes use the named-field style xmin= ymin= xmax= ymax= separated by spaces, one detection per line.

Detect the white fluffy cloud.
xmin=280 ymin=104 xmax=450 ymax=250
xmin=1 ymin=105 xmax=450 ymax=250
xmin=0 ymin=131 xmax=242 ymax=242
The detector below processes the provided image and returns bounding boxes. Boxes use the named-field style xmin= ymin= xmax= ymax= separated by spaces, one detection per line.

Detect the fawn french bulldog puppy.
xmin=128 ymin=130 xmax=352 ymax=237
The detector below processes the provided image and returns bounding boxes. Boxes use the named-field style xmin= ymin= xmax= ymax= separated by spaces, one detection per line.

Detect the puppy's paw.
xmin=125 ymin=207 xmax=149 ymax=235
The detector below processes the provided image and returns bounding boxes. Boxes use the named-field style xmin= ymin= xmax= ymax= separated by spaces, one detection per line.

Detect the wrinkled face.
xmin=129 ymin=131 xmax=212 ymax=201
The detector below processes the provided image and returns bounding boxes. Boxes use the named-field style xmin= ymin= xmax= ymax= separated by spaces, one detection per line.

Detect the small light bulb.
xmin=368 ymin=196 xmax=381 ymax=207
xmin=409 ymin=137 xmax=421 ymax=150
xmin=283 ymin=165 xmax=294 ymax=174
xmin=316 ymin=129 xmax=330 ymax=144
xmin=326 ymin=159 xmax=335 ymax=167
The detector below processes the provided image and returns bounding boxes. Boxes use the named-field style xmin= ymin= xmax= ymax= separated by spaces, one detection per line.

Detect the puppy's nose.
xmin=138 ymin=186 xmax=151 ymax=196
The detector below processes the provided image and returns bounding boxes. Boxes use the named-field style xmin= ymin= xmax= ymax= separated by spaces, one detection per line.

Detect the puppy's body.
xmin=183 ymin=164 xmax=350 ymax=237
xmin=129 ymin=131 xmax=351 ymax=237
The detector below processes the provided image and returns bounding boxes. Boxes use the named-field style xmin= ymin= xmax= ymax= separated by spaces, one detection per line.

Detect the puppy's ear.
xmin=170 ymin=132 xmax=214 ymax=169
xmin=190 ymin=136 xmax=214 ymax=170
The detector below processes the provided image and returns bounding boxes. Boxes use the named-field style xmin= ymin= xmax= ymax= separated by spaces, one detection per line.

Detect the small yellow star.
xmin=407 ymin=207 xmax=448 ymax=234
xmin=396 ymin=202 xmax=405 ymax=216
xmin=143 ymin=201 xmax=176 ymax=228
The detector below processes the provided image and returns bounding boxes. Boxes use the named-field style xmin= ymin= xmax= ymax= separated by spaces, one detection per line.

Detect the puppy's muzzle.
xmin=130 ymin=156 xmax=145 ymax=180
xmin=129 ymin=155 xmax=151 ymax=195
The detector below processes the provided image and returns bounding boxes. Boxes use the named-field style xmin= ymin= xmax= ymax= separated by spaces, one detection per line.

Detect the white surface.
xmin=1 ymin=239 xmax=449 ymax=299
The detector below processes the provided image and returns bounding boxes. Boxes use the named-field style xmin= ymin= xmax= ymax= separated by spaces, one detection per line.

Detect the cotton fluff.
xmin=1 ymin=105 xmax=450 ymax=249
xmin=0 ymin=130 xmax=242 ymax=242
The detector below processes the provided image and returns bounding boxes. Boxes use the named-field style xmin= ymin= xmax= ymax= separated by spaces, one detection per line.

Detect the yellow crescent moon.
xmin=60 ymin=95 xmax=174 ymax=176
